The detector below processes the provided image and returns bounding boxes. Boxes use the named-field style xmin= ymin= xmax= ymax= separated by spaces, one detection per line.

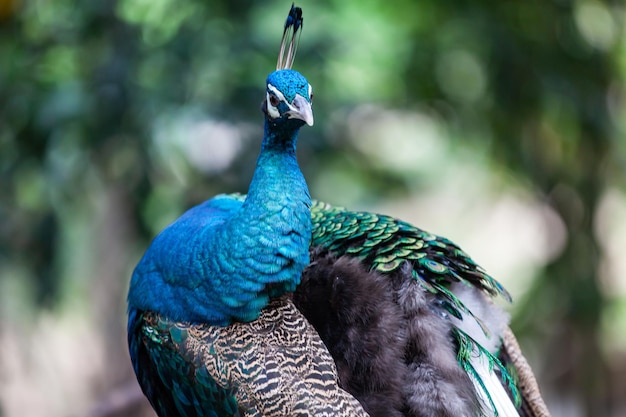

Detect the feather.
xmin=277 ymin=3 xmax=303 ymax=70
xmin=129 ymin=298 xmax=368 ymax=417
xmin=455 ymin=328 xmax=521 ymax=417
xmin=295 ymin=252 xmax=483 ymax=417
xmin=295 ymin=251 xmax=407 ymax=417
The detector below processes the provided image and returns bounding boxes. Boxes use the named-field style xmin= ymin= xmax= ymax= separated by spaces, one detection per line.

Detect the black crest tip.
xmin=277 ymin=4 xmax=304 ymax=70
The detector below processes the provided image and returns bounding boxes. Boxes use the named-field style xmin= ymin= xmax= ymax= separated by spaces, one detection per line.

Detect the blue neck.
xmin=245 ymin=121 xmax=309 ymax=207
xmin=212 ymin=119 xmax=311 ymax=320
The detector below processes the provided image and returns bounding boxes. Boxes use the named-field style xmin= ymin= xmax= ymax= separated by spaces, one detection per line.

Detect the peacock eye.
xmin=269 ymin=95 xmax=280 ymax=107
xmin=309 ymin=93 xmax=314 ymax=104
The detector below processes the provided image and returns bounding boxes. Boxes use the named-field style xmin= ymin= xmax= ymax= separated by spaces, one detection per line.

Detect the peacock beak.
xmin=288 ymin=94 xmax=314 ymax=126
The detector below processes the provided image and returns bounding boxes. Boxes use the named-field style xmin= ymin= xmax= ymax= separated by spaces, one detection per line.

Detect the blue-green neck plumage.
xmin=214 ymin=119 xmax=312 ymax=320
xmin=246 ymin=120 xmax=309 ymax=206
xmin=127 ymin=116 xmax=311 ymax=326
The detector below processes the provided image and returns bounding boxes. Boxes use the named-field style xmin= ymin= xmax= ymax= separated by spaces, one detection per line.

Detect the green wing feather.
xmin=455 ymin=327 xmax=522 ymax=410
xmin=129 ymin=308 xmax=240 ymax=417
xmin=309 ymin=200 xmax=511 ymax=303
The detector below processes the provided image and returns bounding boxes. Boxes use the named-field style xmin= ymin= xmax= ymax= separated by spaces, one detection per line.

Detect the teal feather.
xmin=308 ymin=200 xmax=511 ymax=300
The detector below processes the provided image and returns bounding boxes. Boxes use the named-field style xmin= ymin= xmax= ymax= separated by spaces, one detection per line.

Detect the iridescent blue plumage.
xmin=128 ymin=70 xmax=313 ymax=326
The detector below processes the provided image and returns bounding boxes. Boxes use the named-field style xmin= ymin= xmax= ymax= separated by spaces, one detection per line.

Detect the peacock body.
xmin=128 ymin=4 xmax=550 ymax=417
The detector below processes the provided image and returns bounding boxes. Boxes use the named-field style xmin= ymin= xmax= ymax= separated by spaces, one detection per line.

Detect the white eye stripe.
xmin=308 ymin=84 xmax=313 ymax=99
xmin=266 ymin=92 xmax=281 ymax=119
xmin=267 ymin=84 xmax=288 ymax=104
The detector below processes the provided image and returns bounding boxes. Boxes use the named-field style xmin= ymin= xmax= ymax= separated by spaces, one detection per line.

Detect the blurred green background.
xmin=1 ymin=0 xmax=625 ymax=416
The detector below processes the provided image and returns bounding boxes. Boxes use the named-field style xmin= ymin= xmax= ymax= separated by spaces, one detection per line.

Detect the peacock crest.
xmin=277 ymin=3 xmax=303 ymax=70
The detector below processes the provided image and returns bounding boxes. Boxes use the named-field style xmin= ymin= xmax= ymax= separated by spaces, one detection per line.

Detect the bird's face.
xmin=264 ymin=69 xmax=314 ymax=127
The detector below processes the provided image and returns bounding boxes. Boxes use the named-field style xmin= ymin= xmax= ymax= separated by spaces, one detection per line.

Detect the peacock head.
xmin=263 ymin=5 xmax=312 ymax=130
xmin=263 ymin=69 xmax=314 ymax=128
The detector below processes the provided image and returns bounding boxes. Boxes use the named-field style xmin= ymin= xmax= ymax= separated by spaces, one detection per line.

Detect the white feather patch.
xmin=451 ymin=283 xmax=519 ymax=416
xmin=470 ymin=353 xmax=520 ymax=417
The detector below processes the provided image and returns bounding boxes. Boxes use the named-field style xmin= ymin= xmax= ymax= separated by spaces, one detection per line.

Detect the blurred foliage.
xmin=1 ymin=0 xmax=625 ymax=416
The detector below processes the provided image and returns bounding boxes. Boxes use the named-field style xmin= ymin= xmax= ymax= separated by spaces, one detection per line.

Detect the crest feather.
xmin=277 ymin=3 xmax=303 ymax=70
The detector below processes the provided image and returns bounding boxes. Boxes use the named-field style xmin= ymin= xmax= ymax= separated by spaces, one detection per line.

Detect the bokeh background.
xmin=1 ymin=0 xmax=625 ymax=416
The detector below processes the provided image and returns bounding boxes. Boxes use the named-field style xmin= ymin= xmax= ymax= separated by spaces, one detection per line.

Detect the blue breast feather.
xmin=128 ymin=193 xmax=311 ymax=326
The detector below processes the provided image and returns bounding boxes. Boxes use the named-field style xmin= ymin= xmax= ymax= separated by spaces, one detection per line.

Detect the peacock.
xmin=127 ymin=4 xmax=550 ymax=417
